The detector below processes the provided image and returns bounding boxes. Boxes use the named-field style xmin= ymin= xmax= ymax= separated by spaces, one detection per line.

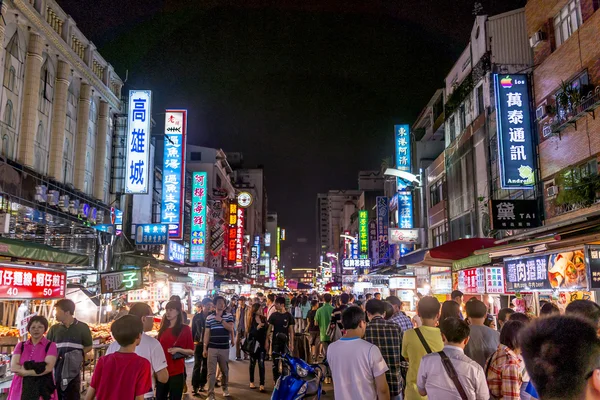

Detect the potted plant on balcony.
xmin=555 ymin=170 xmax=600 ymax=211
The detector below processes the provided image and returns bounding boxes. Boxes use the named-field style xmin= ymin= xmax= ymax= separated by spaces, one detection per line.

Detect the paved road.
xmin=183 ymin=348 xmax=334 ymax=400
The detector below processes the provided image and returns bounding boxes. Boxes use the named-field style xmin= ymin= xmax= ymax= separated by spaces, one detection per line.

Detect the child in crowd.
xmin=85 ymin=315 xmax=152 ymax=400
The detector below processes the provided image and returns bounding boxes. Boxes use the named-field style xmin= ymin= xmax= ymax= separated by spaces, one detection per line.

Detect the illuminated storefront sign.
xmin=457 ymin=268 xmax=485 ymax=294
xmin=135 ymin=224 xmax=169 ymax=245
xmin=235 ymin=208 xmax=245 ymax=267
xmin=281 ymin=229 xmax=286 ymax=241
xmin=494 ymin=74 xmax=536 ymax=189
xmin=161 ymin=110 xmax=187 ymax=239
xmin=227 ymin=202 xmax=238 ymax=266
xmin=389 ymin=228 xmax=420 ymax=244
xmin=125 ymin=90 xmax=152 ymax=194
xmin=358 ymin=210 xmax=368 ymax=256
xmin=167 ymin=241 xmax=186 ymax=264
xmin=395 ymin=124 xmax=411 ymax=190
xmin=389 ymin=276 xmax=416 ymax=290
xmin=485 ymin=266 xmax=505 ymax=294
xmin=190 ymin=172 xmax=207 ymax=262
xmin=265 ymin=233 xmax=271 ymax=247
xmin=111 ymin=207 xmax=123 ymax=236
xmin=0 ymin=265 xmax=66 ymax=299
xmin=277 ymin=227 xmax=281 ymax=260
xmin=100 ymin=270 xmax=142 ymax=294
xmin=342 ymin=258 xmax=372 ymax=269
xmin=376 ymin=197 xmax=389 ymax=264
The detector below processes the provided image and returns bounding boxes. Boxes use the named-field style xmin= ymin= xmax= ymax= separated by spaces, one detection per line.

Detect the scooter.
xmin=271 ymin=333 xmax=326 ymax=400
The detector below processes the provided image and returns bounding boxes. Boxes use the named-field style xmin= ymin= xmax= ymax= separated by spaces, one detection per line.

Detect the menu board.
xmin=504 ymin=249 xmax=588 ymax=292
xmin=389 ymin=276 xmax=416 ymax=290
xmin=127 ymin=284 xmax=170 ymax=302
xmin=0 ymin=265 xmax=66 ymax=299
xmin=587 ymin=245 xmax=600 ymax=289
xmin=457 ymin=268 xmax=485 ymax=294
xmin=430 ymin=273 xmax=452 ymax=294
xmin=485 ymin=266 xmax=505 ymax=294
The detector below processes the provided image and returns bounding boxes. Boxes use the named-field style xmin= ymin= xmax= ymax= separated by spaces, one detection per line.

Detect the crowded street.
xmin=1 ymin=0 xmax=600 ymax=399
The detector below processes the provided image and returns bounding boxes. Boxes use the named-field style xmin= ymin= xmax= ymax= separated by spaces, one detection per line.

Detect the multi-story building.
xmin=0 ymin=0 xmax=123 ymax=265
xmin=443 ymin=9 xmax=533 ymax=241
xmin=358 ymin=170 xmax=384 ymax=191
xmin=526 ymin=0 xmax=600 ymax=223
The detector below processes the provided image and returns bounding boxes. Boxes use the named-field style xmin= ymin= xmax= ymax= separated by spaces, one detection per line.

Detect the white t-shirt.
xmin=327 ymin=337 xmax=389 ymax=400
xmin=107 ymin=332 xmax=168 ymax=398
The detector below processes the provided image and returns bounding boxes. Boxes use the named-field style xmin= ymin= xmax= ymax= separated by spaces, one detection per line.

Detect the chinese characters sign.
xmin=376 ymin=197 xmax=389 ymax=264
xmin=493 ymin=74 xmax=536 ymax=189
xmin=358 ymin=210 xmax=368 ymax=256
xmin=505 ymin=255 xmax=551 ymax=291
xmin=125 ymin=90 xmax=152 ymax=194
xmin=388 ymin=276 xmax=416 ymax=290
xmin=0 ymin=266 xmax=65 ymax=299
xmin=135 ymin=224 xmax=168 ymax=245
xmin=489 ymin=200 xmax=541 ymax=230
xmin=457 ymin=268 xmax=485 ymax=294
xmin=368 ymin=221 xmax=377 ymax=259
xmin=190 ymin=172 xmax=207 ymax=262
xmin=587 ymin=245 xmax=600 ymax=289
xmin=485 ymin=266 xmax=505 ymax=294
xmin=227 ymin=202 xmax=238 ymax=266
xmin=100 ymin=270 xmax=142 ymax=294
xmin=342 ymin=258 xmax=372 ymax=269
xmin=168 ymin=241 xmax=186 ymax=265
xmin=161 ymin=110 xmax=187 ymax=239
xmin=394 ymin=124 xmax=411 ymax=190
xmin=235 ymin=208 xmax=245 ymax=267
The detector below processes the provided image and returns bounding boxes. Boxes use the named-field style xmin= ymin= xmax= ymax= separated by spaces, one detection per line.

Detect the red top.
xmin=91 ymin=352 xmax=152 ymax=400
xmin=158 ymin=325 xmax=194 ymax=376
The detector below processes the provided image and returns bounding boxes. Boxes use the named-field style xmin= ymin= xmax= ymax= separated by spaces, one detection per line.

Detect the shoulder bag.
xmin=414 ymin=328 xmax=432 ymax=354
xmin=438 ymin=351 xmax=468 ymax=400
xmin=172 ymin=327 xmax=190 ymax=360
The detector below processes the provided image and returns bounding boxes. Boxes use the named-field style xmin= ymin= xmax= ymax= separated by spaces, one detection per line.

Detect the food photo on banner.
xmin=504 ymin=249 xmax=588 ymax=292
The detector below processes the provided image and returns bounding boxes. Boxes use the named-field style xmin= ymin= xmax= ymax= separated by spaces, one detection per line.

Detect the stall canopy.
xmin=0 ymin=237 xmax=90 ymax=265
xmin=118 ymin=253 xmax=192 ymax=282
xmin=398 ymin=238 xmax=497 ymax=268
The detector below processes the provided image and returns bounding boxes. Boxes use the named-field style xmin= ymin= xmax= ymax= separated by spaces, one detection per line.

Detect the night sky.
xmin=59 ymin=0 xmax=525 ymax=243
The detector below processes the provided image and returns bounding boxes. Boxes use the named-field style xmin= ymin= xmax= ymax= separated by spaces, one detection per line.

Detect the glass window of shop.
xmin=429 ymin=178 xmax=445 ymax=208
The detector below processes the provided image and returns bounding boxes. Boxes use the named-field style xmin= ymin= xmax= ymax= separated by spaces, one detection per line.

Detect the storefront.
xmin=388 ymin=276 xmax=417 ymax=311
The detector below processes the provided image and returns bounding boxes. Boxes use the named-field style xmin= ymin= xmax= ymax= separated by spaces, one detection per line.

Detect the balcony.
xmin=551 ymin=86 xmax=600 ymax=135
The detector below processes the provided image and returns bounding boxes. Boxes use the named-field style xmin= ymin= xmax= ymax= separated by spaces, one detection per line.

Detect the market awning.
xmin=118 ymin=253 xmax=193 ymax=282
xmin=408 ymin=238 xmax=498 ymax=268
xmin=0 ymin=237 xmax=90 ymax=266
xmin=396 ymin=248 xmax=428 ymax=266
xmin=452 ymin=254 xmax=491 ymax=271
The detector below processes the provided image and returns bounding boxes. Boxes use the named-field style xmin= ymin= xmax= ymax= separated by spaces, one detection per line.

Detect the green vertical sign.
xmin=359 ymin=210 xmax=368 ymax=257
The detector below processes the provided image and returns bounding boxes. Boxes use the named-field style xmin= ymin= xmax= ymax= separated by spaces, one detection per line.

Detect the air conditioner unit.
xmin=547 ymin=185 xmax=559 ymax=197
xmin=529 ymin=31 xmax=547 ymax=48
xmin=542 ymin=124 xmax=553 ymax=138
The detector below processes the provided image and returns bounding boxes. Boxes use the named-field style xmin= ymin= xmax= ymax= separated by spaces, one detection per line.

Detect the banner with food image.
xmin=504 ymin=248 xmax=589 ymax=292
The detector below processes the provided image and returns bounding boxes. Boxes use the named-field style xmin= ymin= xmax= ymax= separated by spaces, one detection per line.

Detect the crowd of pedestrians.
xmin=8 ymin=291 xmax=600 ymax=400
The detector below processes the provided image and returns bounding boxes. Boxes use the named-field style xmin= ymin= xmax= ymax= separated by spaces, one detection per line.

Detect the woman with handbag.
xmin=247 ymin=303 xmax=268 ymax=392
xmin=156 ymin=300 xmax=194 ymax=400
xmin=8 ymin=316 xmax=57 ymax=400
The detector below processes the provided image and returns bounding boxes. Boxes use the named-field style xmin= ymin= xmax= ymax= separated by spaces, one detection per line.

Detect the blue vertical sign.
xmin=161 ymin=110 xmax=187 ymax=239
xmin=394 ymin=124 xmax=413 ymax=256
xmin=376 ymin=196 xmax=389 ymax=265
xmin=167 ymin=241 xmax=186 ymax=264
xmin=494 ymin=74 xmax=536 ymax=189
xmin=125 ymin=90 xmax=152 ymax=194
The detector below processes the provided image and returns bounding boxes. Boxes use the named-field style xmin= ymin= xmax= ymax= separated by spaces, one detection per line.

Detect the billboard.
xmin=358 ymin=210 xmax=368 ymax=256
xmin=494 ymin=74 xmax=536 ymax=189
xmin=161 ymin=110 xmax=187 ymax=239
xmin=190 ymin=172 xmax=207 ymax=262
xmin=0 ymin=265 xmax=66 ymax=299
xmin=227 ymin=202 xmax=238 ymax=266
xmin=125 ymin=90 xmax=152 ymax=194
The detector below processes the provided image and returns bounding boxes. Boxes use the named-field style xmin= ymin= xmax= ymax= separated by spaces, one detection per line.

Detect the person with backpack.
xmin=417 ymin=317 xmax=489 ymax=400
xmin=8 ymin=316 xmax=58 ymax=400
xmin=402 ymin=296 xmax=444 ymax=400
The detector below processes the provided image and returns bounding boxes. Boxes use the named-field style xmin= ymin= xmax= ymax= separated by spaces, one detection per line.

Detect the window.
xmin=450 ymin=213 xmax=473 ymax=241
xmin=449 ymin=117 xmax=456 ymax=142
xmin=1 ymin=135 xmax=9 ymax=156
xmin=7 ymin=67 xmax=15 ymax=92
xmin=85 ymin=151 xmax=91 ymax=171
xmin=190 ymin=152 xmax=202 ymax=161
xmin=561 ymin=159 xmax=598 ymax=190
xmin=4 ymin=100 xmax=13 ymax=127
xmin=431 ymin=223 xmax=448 ymax=247
xmin=554 ymin=0 xmax=582 ymax=47
xmin=429 ymin=178 xmax=445 ymax=207
xmin=476 ymin=85 xmax=484 ymax=116
xmin=459 ymin=104 xmax=466 ymax=132
xmin=216 ymin=174 xmax=222 ymax=188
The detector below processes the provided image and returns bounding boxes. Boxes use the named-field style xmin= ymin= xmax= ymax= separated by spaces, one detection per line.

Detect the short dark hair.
xmin=440 ymin=300 xmax=462 ymax=322
xmin=540 ymin=302 xmax=560 ymax=316
xmin=128 ymin=302 xmax=152 ymax=319
xmin=417 ymin=296 xmax=441 ymax=319
xmin=566 ymin=300 xmax=600 ymax=326
xmin=238 ymin=296 xmax=246 ymax=302
xmin=509 ymin=312 xmax=531 ymax=323
xmin=365 ymin=293 xmax=373 ymax=299
xmin=465 ymin=299 xmax=487 ymax=319
xmin=340 ymin=293 xmax=350 ymax=305
xmin=55 ymin=299 xmax=76 ymax=315
xmin=111 ymin=315 xmax=143 ymax=346
xmin=323 ymin=293 xmax=332 ymax=303
xmin=365 ymin=299 xmax=386 ymax=316
xmin=440 ymin=317 xmax=470 ymax=343
xmin=341 ymin=306 xmax=365 ymax=330
xmin=311 ymin=300 xmax=318 ymax=307
xmin=275 ymin=296 xmax=286 ymax=305
xmin=27 ymin=315 xmax=49 ymax=332
xmin=498 ymin=308 xmax=515 ymax=322
xmin=500 ymin=320 xmax=525 ymax=350
xmin=451 ymin=290 xmax=463 ymax=300
xmin=267 ymin=293 xmax=276 ymax=302
xmin=386 ymin=296 xmax=401 ymax=307
xmin=374 ymin=292 xmax=381 ymax=297
xmin=213 ymin=296 xmax=226 ymax=306
xmin=521 ymin=315 xmax=600 ymax=399
xmin=201 ymin=298 xmax=213 ymax=306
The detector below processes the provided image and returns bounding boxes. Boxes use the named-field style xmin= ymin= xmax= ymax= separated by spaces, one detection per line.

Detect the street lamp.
xmin=340 ymin=234 xmax=357 ymax=242
xmin=384 ymin=168 xmax=421 ymax=185
xmin=326 ymin=253 xmax=338 ymax=259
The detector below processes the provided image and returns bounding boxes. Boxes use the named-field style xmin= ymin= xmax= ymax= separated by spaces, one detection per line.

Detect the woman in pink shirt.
xmin=8 ymin=315 xmax=58 ymax=400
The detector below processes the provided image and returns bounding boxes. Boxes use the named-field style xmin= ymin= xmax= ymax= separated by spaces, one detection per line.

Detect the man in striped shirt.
xmin=47 ymin=299 xmax=93 ymax=400
xmin=203 ymin=296 xmax=234 ymax=399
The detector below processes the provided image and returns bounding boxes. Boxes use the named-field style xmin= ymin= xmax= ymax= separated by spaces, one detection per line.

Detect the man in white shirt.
xmin=107 ymin=302 xmax=168 ymax=398
xmin=327 ymin=306 xmax=390 ymax=400
xmin=417 ymin=317 xmax=489 ymax=400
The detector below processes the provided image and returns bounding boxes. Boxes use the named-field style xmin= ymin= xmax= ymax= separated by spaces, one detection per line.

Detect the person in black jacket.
xmin=248 ymin=303 xmax=268 ymax=392
xmin=191 ymin=298 xmax=214 ymax=395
